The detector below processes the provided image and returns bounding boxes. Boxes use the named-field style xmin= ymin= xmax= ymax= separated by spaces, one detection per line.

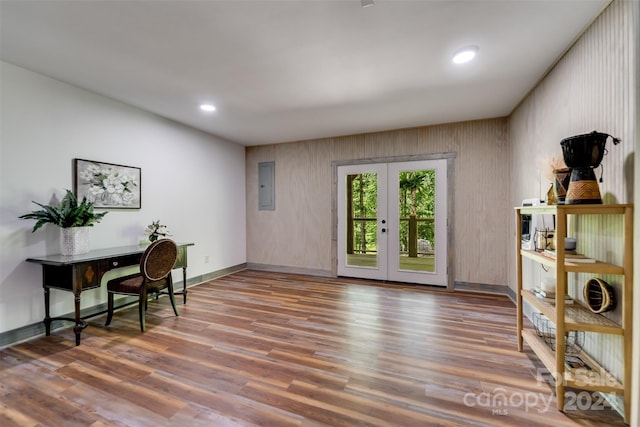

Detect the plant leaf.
xmin=19 ymin=189 xmax=108 ymax=231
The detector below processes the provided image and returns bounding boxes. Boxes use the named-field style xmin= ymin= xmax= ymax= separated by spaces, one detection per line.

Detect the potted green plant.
xmin=19 ymin=189 xmax=108 ymax=255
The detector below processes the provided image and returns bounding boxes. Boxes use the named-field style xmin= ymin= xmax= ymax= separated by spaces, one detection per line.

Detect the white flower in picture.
xmin=75 ymin=159 xmax=141 ymax=209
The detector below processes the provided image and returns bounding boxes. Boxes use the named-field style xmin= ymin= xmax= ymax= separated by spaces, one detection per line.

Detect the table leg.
xmin=182 ymin=267 xmax=187 ymax=304
xmin=43 ymin=287 xmax=51 ymax=336
xmin=73 ymin=292 xmax=82 ymax=346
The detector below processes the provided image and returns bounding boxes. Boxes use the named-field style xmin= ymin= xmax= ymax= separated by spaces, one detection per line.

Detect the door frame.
xmin=331 ymin=152 xmax=456 ymax=290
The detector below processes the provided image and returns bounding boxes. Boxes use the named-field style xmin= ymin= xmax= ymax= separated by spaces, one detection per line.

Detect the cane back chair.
xmin=106 ymin=238 xmax=179 ymax=331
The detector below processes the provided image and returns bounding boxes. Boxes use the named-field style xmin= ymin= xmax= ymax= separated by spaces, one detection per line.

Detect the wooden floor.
xmin=0 ymin=270 xmax=627 ymax=427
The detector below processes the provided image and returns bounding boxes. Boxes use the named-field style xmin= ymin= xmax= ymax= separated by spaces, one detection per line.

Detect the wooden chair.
xmin=106 ymin=238 xmax=179 ymax=332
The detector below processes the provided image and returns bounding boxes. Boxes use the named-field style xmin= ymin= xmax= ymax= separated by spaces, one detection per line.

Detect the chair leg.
xmin=139 ymin=288 xmax=148 ymax=332
xmin=106 ymin=292 xmax=114 ymax=326
xmin=167 ymin=278 xmax=179 ymax=317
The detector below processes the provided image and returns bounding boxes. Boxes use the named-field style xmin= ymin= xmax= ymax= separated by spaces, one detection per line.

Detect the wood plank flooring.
xmin=0 ymin=270 xmax=627 ymax=426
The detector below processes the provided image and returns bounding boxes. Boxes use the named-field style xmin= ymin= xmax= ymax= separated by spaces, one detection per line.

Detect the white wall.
xmin=0 ymin=61 xmax=247 ymax=333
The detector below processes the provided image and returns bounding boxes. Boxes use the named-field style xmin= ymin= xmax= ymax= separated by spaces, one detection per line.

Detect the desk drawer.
xmin=107 ymin=254 xmax=141 ymax=269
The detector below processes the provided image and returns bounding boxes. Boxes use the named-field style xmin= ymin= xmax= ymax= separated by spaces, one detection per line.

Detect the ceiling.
xmin=0 ymin=0 xmax=609 ymax=146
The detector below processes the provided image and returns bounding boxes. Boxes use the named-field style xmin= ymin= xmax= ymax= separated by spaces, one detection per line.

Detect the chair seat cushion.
xmin=107 ymin=273 xmax=169 ymax=295
xmin=107 ymin=274 xmax=144 ymax=294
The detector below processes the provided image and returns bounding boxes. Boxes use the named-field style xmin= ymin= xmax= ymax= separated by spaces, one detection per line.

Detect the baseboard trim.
xmin=454 ymin=281 xmax=514 ymax=300
xmin=246 ymin=266 xmax=515 ymax=300
xmin=246 ymin=263 xmax=333 ymax=278
xmin=0 ymin=263 xmax=247 ymax=349
xmin=191 ymin=263 xmax=247 ymax=284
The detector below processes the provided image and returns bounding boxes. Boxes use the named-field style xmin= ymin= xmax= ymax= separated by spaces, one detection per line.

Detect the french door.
xmin=337 ymin=159 xmax=448 ymax=286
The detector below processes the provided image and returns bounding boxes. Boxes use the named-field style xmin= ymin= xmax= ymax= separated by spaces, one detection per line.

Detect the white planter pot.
xmin=60 ymin=226 xmax=91 ymax=255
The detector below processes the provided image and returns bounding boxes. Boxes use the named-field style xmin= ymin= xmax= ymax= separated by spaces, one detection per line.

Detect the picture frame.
xmin=74 ymin=158 xmax=141 ymax=209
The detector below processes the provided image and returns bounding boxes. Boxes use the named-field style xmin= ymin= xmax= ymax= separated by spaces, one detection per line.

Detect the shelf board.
xmin=522 ymin=289 xmax=556 ymax=320
xmin=521 ymin=290 xmax=623 ymax=335
xmin=521 ymin=329 xmax=624 ymax=395
xmin=516 ymin=204 xmax=632 ymax=216
xmin=566 ymin=351 xmax=625 ymax=394
xmin=516 ymin=205 xmax=557 ymax=215
xmin=519 ymin=249 xmax=624 ymax=275
xmin=522 ymin=329 xmax=555 ymax=372
xmin=521 ymin=249 xmax=556 ymax=268
xmin=564 ymin=260 xmax=624 ymax=274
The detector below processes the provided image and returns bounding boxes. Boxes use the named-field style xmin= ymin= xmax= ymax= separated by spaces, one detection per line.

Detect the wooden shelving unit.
xmin=515 ymin=204 xmax=633 ymax=424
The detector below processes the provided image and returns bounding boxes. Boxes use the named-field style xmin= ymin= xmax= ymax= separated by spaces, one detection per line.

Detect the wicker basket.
xmin=532 ymin=312 xmax=583 ymax=355
xmin=583 ymin=278 xmax=616 ymax=313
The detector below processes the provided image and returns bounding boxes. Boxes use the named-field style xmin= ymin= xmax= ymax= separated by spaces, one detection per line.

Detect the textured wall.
xmin=246 ymin=118 xmax=510 ymax=286
xmin=510 ymin=1 xmax=634 ymax=208
xmin=509 ymin=0 xmax=637 ymax=401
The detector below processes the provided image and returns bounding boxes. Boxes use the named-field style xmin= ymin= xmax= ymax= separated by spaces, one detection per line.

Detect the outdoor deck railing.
xmin=347 ymin=216 xmax=434 ymax=257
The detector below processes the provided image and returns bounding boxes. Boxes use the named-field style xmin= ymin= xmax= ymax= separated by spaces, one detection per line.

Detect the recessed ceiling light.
xmin=452 ymin=46 xmax=479 ymax=64
xmin=200 ymin=104 xmax=216 ymax=112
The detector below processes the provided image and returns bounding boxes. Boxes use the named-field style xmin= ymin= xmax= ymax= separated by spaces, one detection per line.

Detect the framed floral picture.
xmin=74 ymin=159 xmax=141 ymax=209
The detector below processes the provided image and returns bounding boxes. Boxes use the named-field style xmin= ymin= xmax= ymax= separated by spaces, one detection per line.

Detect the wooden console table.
xmin=26 ymin=242 xmax=194 ymax=345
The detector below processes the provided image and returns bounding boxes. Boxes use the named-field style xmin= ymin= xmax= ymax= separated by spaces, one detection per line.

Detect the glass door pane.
xmin=397 ymin=169 xmax=436 ymax=273
xmin=388 ymin=159 xmax=447 ymax=286
xmin=337 ymin=163 xmax=387 ymax=280
xmin=346 ymin=172 xmax=378 ymax=268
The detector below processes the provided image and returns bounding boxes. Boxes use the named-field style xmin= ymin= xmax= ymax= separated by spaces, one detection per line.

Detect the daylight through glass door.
xmin=396 ymin=169 xmax=436 ymax=272
xmin=337 ymin=159 xmax=447 ymax=286
xmin=345 ymin=172 xmax=379 ymax=268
